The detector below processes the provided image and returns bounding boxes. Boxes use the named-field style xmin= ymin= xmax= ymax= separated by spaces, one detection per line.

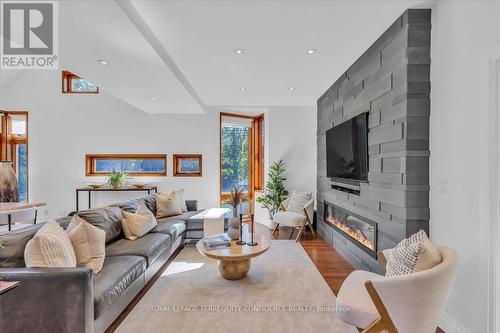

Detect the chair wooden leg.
xmin=289 ymin=227 xmax=295 ymax=239
xmin=362 ymin=281 xmax=398 ymax=333
xmin=296 ymin=220 xmax=306 ymax=242
xmin=305 ymin=215 xmax=316 ymax=239
xmin=272 ymin=223 xmax=280 ymax=235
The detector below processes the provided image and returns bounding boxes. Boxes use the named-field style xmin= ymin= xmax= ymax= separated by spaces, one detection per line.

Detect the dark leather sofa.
xmin=0 ymin=194 xmax=228 ymax=333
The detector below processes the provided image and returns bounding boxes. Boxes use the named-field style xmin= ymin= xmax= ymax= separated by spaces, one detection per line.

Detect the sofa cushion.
xmin=185 ymin=210 xmax=229 ymax=231
xmin=112 ymin=194 xmax=156 ymax=215
xmin=121 ymin=204 xmax=157 ymax=240
xmin=161 ymin=210 xmax=204 ymax=223
xmin=75 ymin=207 xmax=123 ymax=244
xmin=67 ymin=215 xmax=106 ymax=273
xmin=24 ymin=220 xmax=77 ymax=268
xmin=151 ymin=219 xmax=186 ymax=239
xmin=105 ymin=233 xmax=171 ymax=267
xmin=94 ymin=255 xmax=146 ymax=319
xmin=156 ymin=192 xmax=182 ymax=218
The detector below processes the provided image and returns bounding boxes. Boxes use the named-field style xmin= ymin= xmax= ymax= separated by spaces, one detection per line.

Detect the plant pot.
xmin=110 ymin=180 xmax=124 ymax=189
xmin=227 ymin=208 xmax=240 ymax=240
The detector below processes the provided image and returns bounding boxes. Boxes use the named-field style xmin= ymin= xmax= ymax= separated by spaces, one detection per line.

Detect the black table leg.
xmin=76 ymin=190 xmax=79 ymax=211
xmin=8 ymin=214 xmax=11 ymax=231
xmin=88 ymin=191 xmax=91 ymax=209
xmin=34 ymin=210 xmax=37 ymax=224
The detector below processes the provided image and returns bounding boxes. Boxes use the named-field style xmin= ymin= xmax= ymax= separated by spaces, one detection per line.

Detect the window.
xmin=219 ymin=113 xmax=265 ymax=214
xmin=62 ymin=70 xmax=99 ymax=94
xmin=85 ymin=154 xmax=167 ymax=176
xmin=0 ymin=111 xmax=28 ymax=202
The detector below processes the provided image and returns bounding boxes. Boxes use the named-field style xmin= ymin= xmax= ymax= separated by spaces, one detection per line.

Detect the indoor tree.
xmin=256 ymin=160 xmax=288 ymax=219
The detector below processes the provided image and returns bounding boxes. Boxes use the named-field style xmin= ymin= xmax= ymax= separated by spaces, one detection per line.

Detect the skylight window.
xmin=62 ymin=70 xmax=99 ymax=94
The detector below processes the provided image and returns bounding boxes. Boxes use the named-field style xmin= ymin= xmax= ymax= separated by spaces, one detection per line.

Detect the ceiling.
xmin=1 ymin=0 xmax=426 ymax=113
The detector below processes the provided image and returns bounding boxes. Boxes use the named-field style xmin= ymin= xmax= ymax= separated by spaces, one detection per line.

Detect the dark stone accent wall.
xmin=316 ymin=9 xmax=431 ymax=272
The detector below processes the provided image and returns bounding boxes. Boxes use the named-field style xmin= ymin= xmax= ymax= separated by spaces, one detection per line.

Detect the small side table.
xmin=75 ymin=185 xmax=158 ymax=211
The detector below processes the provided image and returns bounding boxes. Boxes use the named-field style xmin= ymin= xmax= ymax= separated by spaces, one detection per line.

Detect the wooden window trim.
xmin=219 ymin=112 xmax=265 ymax=206
xmin=62 ymin=70 xmax=99 ymax=94
xmin=0 ymin=110 xmax=29 ymax=201
xmin=173 ymin=154 xmax=202 ymax=177
xmin=85 ymin=154 xmax=167 ymax=177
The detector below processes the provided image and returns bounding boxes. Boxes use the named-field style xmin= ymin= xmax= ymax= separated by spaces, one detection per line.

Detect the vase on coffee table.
xmin=227 ymin=208 xmax=240 ymax=240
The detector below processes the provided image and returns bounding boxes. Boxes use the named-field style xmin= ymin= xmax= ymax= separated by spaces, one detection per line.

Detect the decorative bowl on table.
xmin=87 ymin=183 xmax=104 ymax=189
xmin=132 ymin=183 xmax=148 ymax=189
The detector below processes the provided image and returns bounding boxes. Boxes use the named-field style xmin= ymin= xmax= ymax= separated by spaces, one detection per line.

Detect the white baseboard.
xmin=439 ymin=311 xmax=473 ymax=333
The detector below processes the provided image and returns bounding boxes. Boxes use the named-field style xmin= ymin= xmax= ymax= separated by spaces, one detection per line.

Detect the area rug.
xmin=116 ymin=240 xmax=357 ymax=333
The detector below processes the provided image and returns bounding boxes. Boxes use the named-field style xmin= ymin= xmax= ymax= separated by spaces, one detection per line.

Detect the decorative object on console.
xmin=86 ymin=183 xmax=104 ymax=189
xmin=173 ymin=154 xmax=202 ymax=177
xmin=0 ymin=161 xmax=19 ymax=202
xmin=106 ymin=170 xmax=127 ymax=188
xmin=132 ymin=183 xmax=148 ymax=189
xmin=386 ymin=230 xmax=442 ymax=277
xmin=247 ymin=214 xmax=258 ymax=246
xmin=255 ymin=160 xmax=288 ymax=219
xmin=224 ymin=186 xmax=246 ymax=240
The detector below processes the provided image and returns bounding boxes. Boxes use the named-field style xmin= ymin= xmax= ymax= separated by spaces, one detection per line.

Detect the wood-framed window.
xmin=219 ymin=112 xmax=265 ymax=214
xmin=0 ymin=111 xmax=29 ymax=201
xmin=85 ymin=154 xmax=167 ymax=176
xmin=62 ymin=70 xmax=99 ymax=94
xmin=173 ymin=154 xmax=202 ymax=177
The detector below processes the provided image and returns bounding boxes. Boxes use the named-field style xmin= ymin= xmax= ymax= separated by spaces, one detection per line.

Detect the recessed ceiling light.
xmin=306 ymin=49 xmax=317 ymax=55
xmin=96 ymin=59 xmax=110 ymax=65
xmin=240 ymin=87 xmax=247 ymax=91
xmin=289 ymin=87 xmax=296 ymax=91
xmin=151 ymin=97 xmax=157 ymax=101
xmin=234 ymin=49 xmax=245 ymax=55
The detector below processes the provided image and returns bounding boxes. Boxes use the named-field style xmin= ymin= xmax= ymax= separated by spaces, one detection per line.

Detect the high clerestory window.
xmin=62 ymin=70 xmax=99 ymax=94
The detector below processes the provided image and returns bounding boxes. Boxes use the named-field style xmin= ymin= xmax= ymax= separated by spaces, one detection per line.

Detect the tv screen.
xmin=326 ymin=113 xmax=368 ymax=183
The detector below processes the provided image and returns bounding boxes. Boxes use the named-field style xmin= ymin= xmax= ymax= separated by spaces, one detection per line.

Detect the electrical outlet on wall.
xmin=439 ymin=180 xmax=448 ymax=193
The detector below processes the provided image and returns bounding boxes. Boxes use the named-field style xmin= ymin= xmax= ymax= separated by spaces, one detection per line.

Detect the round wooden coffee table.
xmin=196 ymin=233 xmax=271 ymax=280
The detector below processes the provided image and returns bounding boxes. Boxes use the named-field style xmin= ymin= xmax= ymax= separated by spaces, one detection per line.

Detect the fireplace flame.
xmin=326 ymin=216 xmax=375 ymax=251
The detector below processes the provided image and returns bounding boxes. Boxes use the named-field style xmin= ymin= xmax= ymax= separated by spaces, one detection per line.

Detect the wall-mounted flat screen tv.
xmin=326 ymin=113 xmax=368 ymax=184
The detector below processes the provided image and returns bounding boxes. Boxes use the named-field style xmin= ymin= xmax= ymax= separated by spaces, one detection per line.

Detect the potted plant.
xmin=106 ymin=170 xmax=127 ymax=189
xmin=223 ymin=186 xmax=246 ymax=240
xmin=256 ymin=160 xmax=288 ymax=220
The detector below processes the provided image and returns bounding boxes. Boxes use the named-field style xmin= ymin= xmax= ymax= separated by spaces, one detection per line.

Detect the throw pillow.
xmin=24 ymin=220 xmax=77 ymax=268
xmin=286 ymin=191 xmax=312 ymax=214
xmin=66 ymin=215 xmax=106 ymax=273
xmin=121 ymin=204 xmax=158 ymax=240
xmin=176 ymin=189 xmax=188 ymax=212
xmin=156 ymin=191 xmax=182 ymax=218
xmin=385 ymin=230 xmax=442 ymax=277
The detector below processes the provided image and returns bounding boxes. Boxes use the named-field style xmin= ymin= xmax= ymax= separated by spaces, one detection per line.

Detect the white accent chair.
xmin=272 ymin=196 xmax=316 ymax=242
xmin=0 ymin=207 xmax=38 ymax=231
xmin=336 ymin=246 xmax=458 ymax=333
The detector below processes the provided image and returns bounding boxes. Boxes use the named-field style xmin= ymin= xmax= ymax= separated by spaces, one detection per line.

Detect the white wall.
xmin=267 ymin=106 xmax=317 ymax=196
xmin=1 ymin=71 xmax=317 ymax=222
xmin=430 ymin=1 xmax=500 ymax=332
xmin=2 ymin=70 xmax=221 ymax=219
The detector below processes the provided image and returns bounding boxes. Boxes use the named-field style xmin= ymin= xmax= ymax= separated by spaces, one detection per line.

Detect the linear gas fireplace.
xmin=323 ymin=202 xmax=377 ymax=258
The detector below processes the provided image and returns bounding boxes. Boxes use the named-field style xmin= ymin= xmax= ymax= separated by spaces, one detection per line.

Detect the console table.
xmin=75 ymin=185 xmax=158 ymax=211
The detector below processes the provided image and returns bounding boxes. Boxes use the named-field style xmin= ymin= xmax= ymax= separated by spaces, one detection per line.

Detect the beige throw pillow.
xmin=67 ymin=215 xmax=106 ymax=273
xmin=386 ymin=230 xmax=442 ymax=277
xmin=176 ymin=189 xmax=188 ymax=212
xmin=287 ymin=191 xmax=312 ymax=214
xmin=156 ymin=191 xmax=182 ymax=218
xmin=24 ymin=220 xmax=77 ymax=268
xmin=121 ymin=204 xmax=158 ymax=240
